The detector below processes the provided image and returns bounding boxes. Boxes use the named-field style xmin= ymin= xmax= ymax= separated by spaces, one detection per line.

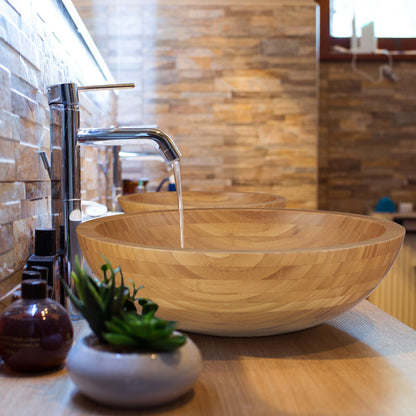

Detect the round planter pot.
xmin=67 ymin=333 xmax=203 ymax=408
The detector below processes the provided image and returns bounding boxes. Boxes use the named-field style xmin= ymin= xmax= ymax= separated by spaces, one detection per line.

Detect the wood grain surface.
xmin=118 ymin=191 xmax=286 ymax=213
xmin=77 ymin=208 xmax=404 ymax=336
xmin=0 ymin=301 xmax=414 ymax=416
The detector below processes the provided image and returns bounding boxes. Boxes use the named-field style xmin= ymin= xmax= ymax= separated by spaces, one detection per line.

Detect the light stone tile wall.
xmin=319 ymin=61 xmax=416 ymax=214
xmin=75 ymin=0 xmax=416 ymax=215
xmin=0 ymin=0 xmax=116 ymax=307
xmin=74 ymin=0 xmax=319 ymax=205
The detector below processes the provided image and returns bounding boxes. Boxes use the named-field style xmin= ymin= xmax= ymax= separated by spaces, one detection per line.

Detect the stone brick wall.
xmin=0 ymin=0 xmax=116 ymax=307
xmin=319 ymin=60 xmax=416 ymax=214
xmin=75 ymin=0 xmax=416 ymax=215
xmin=74 ymin=0 xmax=319 ymax=207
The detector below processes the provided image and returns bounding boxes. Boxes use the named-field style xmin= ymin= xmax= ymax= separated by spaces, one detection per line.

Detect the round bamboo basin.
xmin=117 ymin=191 xmax=285 ymax=212
xmin=77 ymin=208 xmax=404 ymax=337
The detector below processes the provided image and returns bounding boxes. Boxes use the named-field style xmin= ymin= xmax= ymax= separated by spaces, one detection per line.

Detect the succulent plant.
xmin=64 ymin=256 xmax=186 ymax=352
xmin=104 ymin=299 xmax=187 ymax=352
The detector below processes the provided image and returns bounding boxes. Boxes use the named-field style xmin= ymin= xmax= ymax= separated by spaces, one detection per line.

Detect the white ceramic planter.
xmin=67 ymin=333 xmax=203 ymax=408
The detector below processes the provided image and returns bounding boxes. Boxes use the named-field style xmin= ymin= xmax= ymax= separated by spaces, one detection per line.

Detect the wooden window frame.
xmin=318 ymin=0 xmax=416 ymax=61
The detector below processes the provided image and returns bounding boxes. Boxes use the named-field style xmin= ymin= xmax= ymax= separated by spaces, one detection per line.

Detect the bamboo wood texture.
xmin=117 ymin=191 xmax=286 ymax=213
xmin=0 ymin=301 xmax=415 ymax=416
xmin=77 ymin=209 xmax=405 ymax=336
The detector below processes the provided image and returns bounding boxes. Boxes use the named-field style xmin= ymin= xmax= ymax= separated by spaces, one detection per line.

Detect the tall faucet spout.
xmin=77 ymin=127 xmax=181 ymax=163
xmin=46 ymin=82 xmax=182 ymax=315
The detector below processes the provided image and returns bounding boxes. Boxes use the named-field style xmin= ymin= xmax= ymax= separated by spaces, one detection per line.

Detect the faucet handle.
xmin=78 ymin=83 xmax=135 ymax=92
xmin=47 ymin=83 xmax=135 ymax=105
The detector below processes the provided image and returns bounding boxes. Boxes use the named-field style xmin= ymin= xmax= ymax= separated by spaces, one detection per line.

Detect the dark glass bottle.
xmin=28 ymin=265 xmax=53 ymax=298
xmin=58 ymin=224 xmax=68 ymax=308
xmin=26 ymin=229 xmax=61 ymax=304
xmin=11 ymin=270 xmax=42 ymax=302
xmin=0 ymin=280 xmax=73 ymax=372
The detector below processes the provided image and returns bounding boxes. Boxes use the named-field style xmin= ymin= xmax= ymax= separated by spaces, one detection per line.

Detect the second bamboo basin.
xmin=118 ymin=191 xmax=285 ymax=213
xmin=76 ymin=209 xmax=405 ymax=337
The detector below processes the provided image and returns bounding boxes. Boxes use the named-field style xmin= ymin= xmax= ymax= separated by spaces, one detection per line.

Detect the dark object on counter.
xmin=58 ymin=225 xmax=68 ymax=309
xmin=27 ymin=266 xmax=53 ymax=298
xmin=26 ymin=229 xmax=61 ymax=304
xmin=11 ymin=270 xmax=43 ymax=302
xmin=123 ymin=178 xmax=149 ymax=194
xmin=393 ymin=215 xmax=416 ymax=233
xmin=0 ymin=280 xmax=73 ymax=373
xmin=123 ymin=179 xmax=138 ymax=194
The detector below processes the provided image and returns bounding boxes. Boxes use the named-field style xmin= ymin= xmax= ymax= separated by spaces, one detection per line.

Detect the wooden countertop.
xmin=1 ymin=301 xmax=415 ymax=416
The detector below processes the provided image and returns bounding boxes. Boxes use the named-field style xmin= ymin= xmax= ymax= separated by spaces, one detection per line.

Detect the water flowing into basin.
xmin=171 ymin=160 xmax=184 ymax=248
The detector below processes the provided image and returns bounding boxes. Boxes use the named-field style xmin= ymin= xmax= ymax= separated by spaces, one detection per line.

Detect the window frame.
xmin=318 ymin=0 xmax=416 ymax=61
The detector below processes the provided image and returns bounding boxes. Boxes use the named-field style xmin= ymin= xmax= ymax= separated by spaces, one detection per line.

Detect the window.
xmin=331 ymin=0 xmax=416 ymax=38
xmin=319 ymin=0 xmax=416 ymax=61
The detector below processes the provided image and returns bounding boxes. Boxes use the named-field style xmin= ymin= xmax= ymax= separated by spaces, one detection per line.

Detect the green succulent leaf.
xmin=105 ymin=318 xmax=127 ymax=335
xmin=102 ymin=332 xmax=138 ymax=347
xmin=61 ymin=273 xmax=84 ymax=312
xmin=150 ymin=335 xmax=187 ymax=352
xmin=138 ymin=298 xmax=159 ymax=317
xmin=64 ymin=255 xmax=187 ymax=351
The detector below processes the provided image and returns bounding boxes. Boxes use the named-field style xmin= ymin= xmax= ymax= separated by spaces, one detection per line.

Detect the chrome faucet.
xmin=46 ymin=82 xmax=181 ymax=313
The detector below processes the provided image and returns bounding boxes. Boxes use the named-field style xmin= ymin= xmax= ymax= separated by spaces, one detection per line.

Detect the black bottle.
xmin=58 ymin=225 xmax=68 ymax=308
xmin=11 ymin=270 xmax=42 ymax=302
xmin=27 ymin=265 xmax=53 ymax=298
xmin=26 ymin=229 xmax=61 ymax=304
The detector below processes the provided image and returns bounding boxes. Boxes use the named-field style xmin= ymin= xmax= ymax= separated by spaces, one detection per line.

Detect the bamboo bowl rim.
xmin=117 ymin=191 xmax=286 ymax=211
xmin=77 ymin=208 xmax=405 ymax=254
